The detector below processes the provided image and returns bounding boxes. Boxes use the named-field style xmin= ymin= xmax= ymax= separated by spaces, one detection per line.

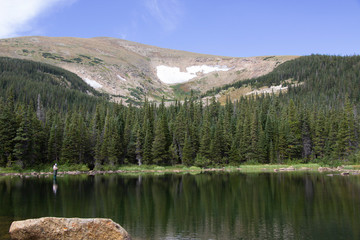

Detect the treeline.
xmin=1 ymin=55 xmax=360 ymax=169
xmin=0 ymin=93 xmax=358 ymax=169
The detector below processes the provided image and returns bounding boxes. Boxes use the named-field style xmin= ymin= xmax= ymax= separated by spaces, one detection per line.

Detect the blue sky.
xmin=0 ymin=0 xmax=359 ymax=57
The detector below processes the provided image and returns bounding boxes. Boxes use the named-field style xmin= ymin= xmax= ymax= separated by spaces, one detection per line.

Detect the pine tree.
xmin=36 ymin=94 xmax=45 ymax=125
xmin=229 ymin=138 xmax=240 ymax=164
xmin=28 ymin=108 xmax=46 ymax=165
xmin=287 ymin=99 xmax=302 ymax=159
xmin=0 ymin=94 xmax=17 ymax=166
xmin=277 ymin=120 xmax=288 ymax=163
xmin=99 ymin=111 xmax=111 ymax=164
xmin=152 ymin=114 xmax=170 ymax=165
xmin=210 ymin=120 xmax=223 ymax=164
xmin=312 ymin=111 xmax=326 ymax=159
xmin=143 ymin=120 xmax=154 ymax=164
xmin=182 ymin=133 xmax=194 ymax=166
xmin=345 ymin=95 xmax=357 ymax=151
xmin=249 ymin=110 xmax=259 ymax=162
xmin=107 ymin=129 xmax=118 ymax=166
xmin=173 ymin=108 xmax=187 ymax=163
xmin=198 ymin=112 xmax=211 ymax=160
xmin=301 ymin=110 xmax=312 ymax=161
xmin=325 ymin=111 xmax=338 ymax=157
xmin=229 ymin=117 xmax=243 ymax=164
xmin=60 ymin=112 xmax=80 ymax=164
xmin=135 ymin=123 xmax=144 ymax=166
xmin=335 ymin=111 xmax=350 ymax=159
xmin=47 ymin=116 xmax=63 ymax=163
xmin=264 ymin=102 xmax=276 ymax=163
xmin=222 ymin=96 xmax=233 ymax=161
xmin=108 ymin=115 xmax=123 ymax=165
xmin=256 ymin=118 xmax=267 ymax=163
xmin=12 ymin=107 xmax=31 ymax=168
xmin=239 ymin=112 xmax=251 ymax=162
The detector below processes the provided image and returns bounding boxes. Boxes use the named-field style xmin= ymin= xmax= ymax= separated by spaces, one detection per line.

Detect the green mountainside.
xmin=1 ymin=55 xmax=360 ymax=170
xmin=0 ymin=57 xmax=108 ymax=112
xmin=206 ymin=54 xmax=360 ymax=105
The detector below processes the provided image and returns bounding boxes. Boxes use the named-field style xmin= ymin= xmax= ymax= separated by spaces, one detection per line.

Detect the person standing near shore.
xmin=53 ymin=163 xmax=58 ymax=180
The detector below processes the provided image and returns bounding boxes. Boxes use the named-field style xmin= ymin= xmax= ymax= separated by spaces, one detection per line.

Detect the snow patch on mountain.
xmin=117 ymin=75 xmax=127 ymax=82
xmin=84 ymin=78 xmax=102 ymax=89
xmin=157 ymin=65 xmax=231 ymax=84
xmin=187 ymin=65 xmax=230 ymax=74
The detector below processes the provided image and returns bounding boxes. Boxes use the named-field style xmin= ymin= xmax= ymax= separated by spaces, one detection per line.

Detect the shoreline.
xmin=1 ymin=164 xmax=360 ymax=177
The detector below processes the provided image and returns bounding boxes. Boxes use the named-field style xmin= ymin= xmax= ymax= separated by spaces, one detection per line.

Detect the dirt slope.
xmin=0 ymin=36 xmax=298 ymax=103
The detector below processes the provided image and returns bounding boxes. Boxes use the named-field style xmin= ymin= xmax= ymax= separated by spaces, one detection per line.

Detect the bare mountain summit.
xmin=0 ymin=36 xmax=297 ymax=103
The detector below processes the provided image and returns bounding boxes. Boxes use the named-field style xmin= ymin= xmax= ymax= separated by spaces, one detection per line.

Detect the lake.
xmin=1 ymin=172 xmax=360 ymax=239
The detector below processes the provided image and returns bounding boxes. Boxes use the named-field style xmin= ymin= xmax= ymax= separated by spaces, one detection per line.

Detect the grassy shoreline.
xmin=1 ymin=163 xmax=360 ymax=176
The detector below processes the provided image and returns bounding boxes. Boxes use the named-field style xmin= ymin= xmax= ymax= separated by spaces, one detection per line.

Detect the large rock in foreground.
xmin=9 ymin=217 xmax=131 ymax=240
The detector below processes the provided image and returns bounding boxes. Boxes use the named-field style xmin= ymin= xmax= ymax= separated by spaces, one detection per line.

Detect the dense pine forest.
xmin=1 ymin=55 xmax=360 ymax=170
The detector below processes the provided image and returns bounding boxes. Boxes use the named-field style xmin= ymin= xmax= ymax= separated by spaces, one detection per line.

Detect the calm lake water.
xmin=1 ymin=172 xmax=360 ymax=239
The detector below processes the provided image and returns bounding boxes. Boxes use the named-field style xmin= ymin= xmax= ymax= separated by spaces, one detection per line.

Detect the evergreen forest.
xmin=1 ymin=55 xmax=360 ymax=170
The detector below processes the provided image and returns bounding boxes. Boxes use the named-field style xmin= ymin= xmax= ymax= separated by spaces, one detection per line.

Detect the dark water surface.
xmin=1 ymin=172 xmax=360 ymax=239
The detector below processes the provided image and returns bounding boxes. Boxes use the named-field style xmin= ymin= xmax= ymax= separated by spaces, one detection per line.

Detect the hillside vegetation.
xmin=205 ymin=54 xmax=360 ymax=104
xmin=0 ymin=57 xmax=108 ymax=112
xmin=0 ymin=36 xmax=296 ymax=103
xmin=1 ymin=55 xmax=360 ymax=170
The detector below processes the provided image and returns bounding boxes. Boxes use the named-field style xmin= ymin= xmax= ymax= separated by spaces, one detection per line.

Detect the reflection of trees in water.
xmin=1 ymin=173 xmax=360 ymax=239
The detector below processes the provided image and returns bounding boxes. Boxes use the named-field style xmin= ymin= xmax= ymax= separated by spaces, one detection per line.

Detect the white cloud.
xmin=144 ymin=0 xmax=183 ymax=31
xmin=0 ymin=0 xmax=75 ymax=38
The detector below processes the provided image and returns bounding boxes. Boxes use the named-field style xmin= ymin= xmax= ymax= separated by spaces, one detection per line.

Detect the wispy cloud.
xmin=0 ymin=0 xmax=76 ymax=38
xmin=117 ymin=13 xmax=140 ymax=40
xmin=144 ymin=0 xmax=183 ymax=31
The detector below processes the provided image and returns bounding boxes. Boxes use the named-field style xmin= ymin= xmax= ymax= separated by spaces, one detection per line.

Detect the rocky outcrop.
xmin=273 ymin=166 xmax=296 ymax=172
xmin=9 ymin=217 xmax=131 ymax=240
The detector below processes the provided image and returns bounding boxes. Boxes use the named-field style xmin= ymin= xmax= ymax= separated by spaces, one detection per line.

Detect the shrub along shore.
xmin=1 ymin=163 xmax=360 ymax=177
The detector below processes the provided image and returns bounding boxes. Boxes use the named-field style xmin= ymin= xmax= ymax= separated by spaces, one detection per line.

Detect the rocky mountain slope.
xmin=0 ymin=36 xmax=297 ymax=103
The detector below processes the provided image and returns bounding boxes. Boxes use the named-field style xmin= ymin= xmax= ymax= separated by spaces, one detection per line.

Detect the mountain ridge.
xmin=0 ymin=36 xmax=298 ymax=103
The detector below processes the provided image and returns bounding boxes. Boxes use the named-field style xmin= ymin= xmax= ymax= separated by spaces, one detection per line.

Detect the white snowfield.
xmin=84 ymin=78 xmax=103 ymax=89
xmin=156 ymin=65 xmax=231 ymax=84
xmin=117 ymin=75 xmax=127 ymax=82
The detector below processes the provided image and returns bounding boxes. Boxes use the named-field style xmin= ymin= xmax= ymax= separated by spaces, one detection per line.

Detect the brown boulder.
xmin=9 ymin=217 xmax=131 ymax=240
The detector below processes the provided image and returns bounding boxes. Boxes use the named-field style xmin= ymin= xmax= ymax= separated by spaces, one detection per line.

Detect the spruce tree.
xmin=135 ymin=123 xmax=144 ymax=166
xmin=143 ymin=120 xmax=153 ymax=164
xmin=12 ymin=107 xmax=31 ymax=168
xmin=47 ymin=117 xmax=63 ymax=163
xmin=152 ymin=114 xmax=170 ymax=165
xmin=210 ymin=120 xmax=223 ymax=164
xmin=60 ymin=112 xmax=80 ymax=164
xmin=198 ymin=112 xmax=211 ymax=160
xmin=0 ymin=94 xmax=17 ymax=166
xmin=336 ymin=112 xmax=350 ymax=159
xmin=301 ymin=110 xmax=312 ymax=161
xmin=312 ymin=111 xmax=326 ymax=159
xmin=182 ymin=133 xmax=194 ymax=166
xmin=173 ymin=108 xmax=187 ymax=162
xmin=287 ymin=99 xmax=302 ymax=159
